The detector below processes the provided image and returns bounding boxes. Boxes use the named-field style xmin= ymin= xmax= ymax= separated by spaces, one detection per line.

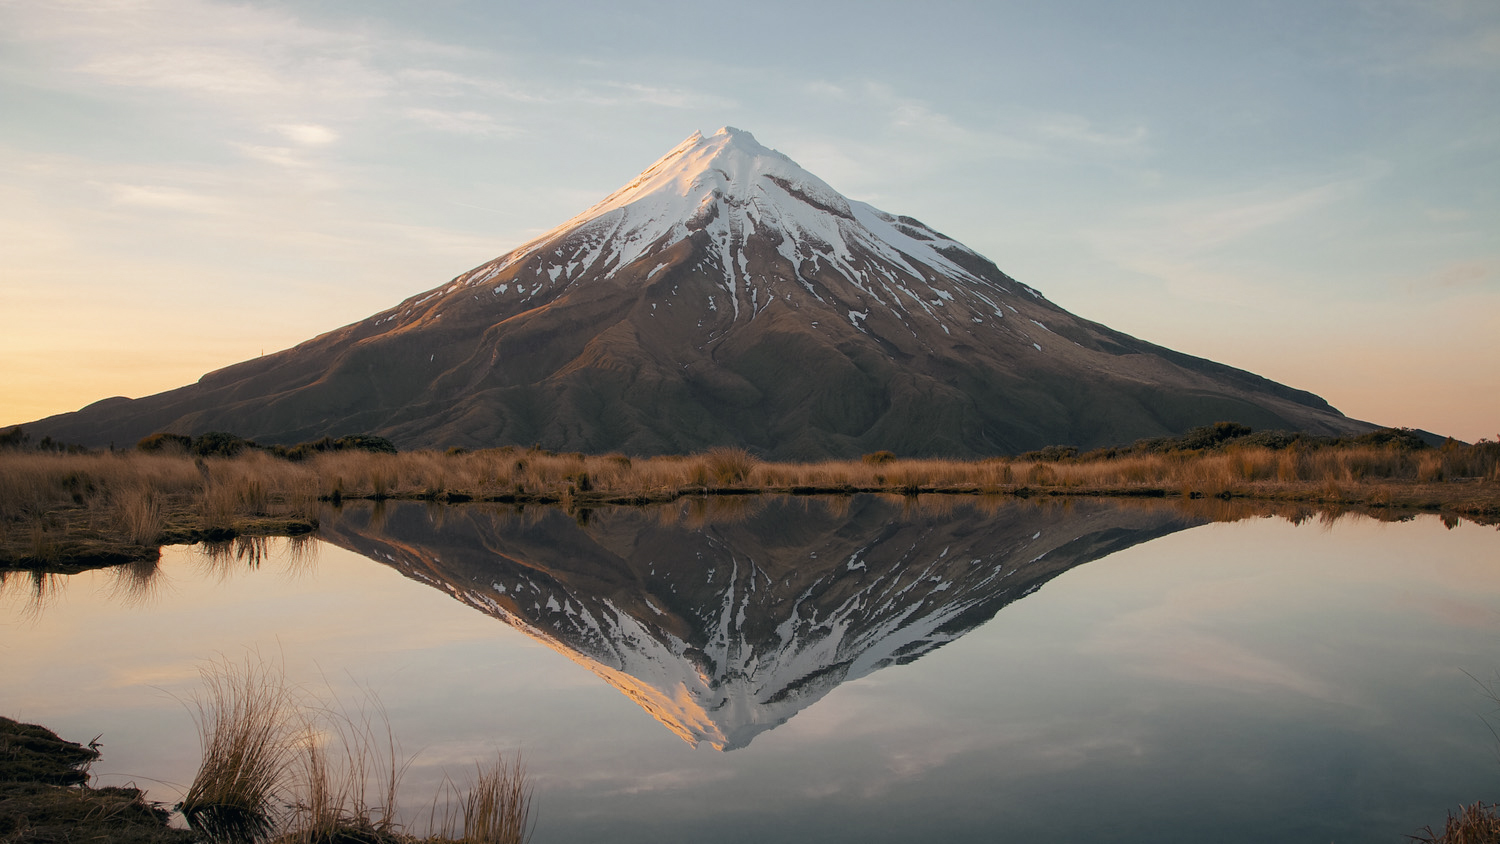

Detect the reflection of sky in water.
xmin=2 ymin=512 xmax=1499 ymax=842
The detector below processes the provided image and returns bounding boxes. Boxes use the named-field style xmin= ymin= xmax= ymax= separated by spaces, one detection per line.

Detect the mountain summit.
xmin=26 ymin=128 xmax=1371 ymax=456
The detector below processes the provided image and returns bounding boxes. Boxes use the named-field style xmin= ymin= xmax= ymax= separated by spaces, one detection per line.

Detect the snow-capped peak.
xmin=455 ymin=128 xmax=1025 ymax=328
xmin=517 ymin=125 xmax=855 ymax=257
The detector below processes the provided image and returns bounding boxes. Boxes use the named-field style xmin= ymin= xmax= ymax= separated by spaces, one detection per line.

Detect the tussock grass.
xmin=1411 ymin=801 xmax=1500 ymax=843
xmin=3 ymin=659 xmax=533 ymax=844
xmin=5 ymin=432 xmax=1499 ymax=566
xmin=179 ymin=656 xmax=297 ymax=843
xmin=172 ymin=656 xmax=533 ymax=844
xmin=435 ymin=755 xmax=533 ymax=844
xmin=0 ymin=451 xmax=319 ymax=567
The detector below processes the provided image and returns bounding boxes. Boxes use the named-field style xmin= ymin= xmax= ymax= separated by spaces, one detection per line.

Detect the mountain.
xmin=24 ymin=127 xmax=1373 ymax=457
xmin=317 ymin=496 xmax=1203 ymax=750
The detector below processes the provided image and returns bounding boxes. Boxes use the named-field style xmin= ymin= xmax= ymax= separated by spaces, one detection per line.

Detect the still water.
xmin=3 ymin=496 xmax=1499 ymax=842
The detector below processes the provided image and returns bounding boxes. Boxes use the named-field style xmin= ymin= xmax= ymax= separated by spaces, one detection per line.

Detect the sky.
xmin=1 ymin=0 xmax=1496 ymax=442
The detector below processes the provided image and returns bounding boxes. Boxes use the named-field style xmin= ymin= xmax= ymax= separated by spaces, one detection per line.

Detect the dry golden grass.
xmin=4 ymin=439 xmax=1498 ymax=566
xmin=1411 ymin=801 xmax=1500 ymax=843
xmin=179 ymin=655 xmax=298 ymax=842
xmin=281 ymin=691 xmax=407 ymax=844
xmin=435 ymin=755 xmax=533 ymax=844
xmin=172 ymin=656 xmax=533 ymax=844
xmin=0 ymin=451 xmax=320 ymax=567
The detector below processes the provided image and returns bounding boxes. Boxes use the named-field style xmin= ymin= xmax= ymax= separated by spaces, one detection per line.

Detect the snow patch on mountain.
xmin=454 ymin=127 xmax=1026 ymax=330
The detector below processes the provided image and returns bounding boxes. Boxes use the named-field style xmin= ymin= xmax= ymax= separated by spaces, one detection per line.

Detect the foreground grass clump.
xmin=177 ymin=656 xmax=533 ymax=843
xmin=3 ymin=424 xmax=1499 ymax=567
xmin=1411 ymin=801 xmax=1500 ymax=843
xmin=1 ymin=686 xmax=534 ymax=844
xmin=179 ymin=657 xmax=296 ymax=842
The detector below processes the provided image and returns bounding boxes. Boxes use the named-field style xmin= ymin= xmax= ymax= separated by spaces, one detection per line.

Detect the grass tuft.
xmin=450 ymin=754 xmax=533 ymax=844
xmin=165 ymin=654 xmax=533 ymax=843
xmin=1410 ymin=801 xmax=1500 ymax=843
xmin=179 ymin=655 xmax=296 ymax=843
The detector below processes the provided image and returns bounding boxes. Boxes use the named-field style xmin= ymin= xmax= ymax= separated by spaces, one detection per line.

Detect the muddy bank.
xmin=0 ymin=715 xmax=192 ymax=843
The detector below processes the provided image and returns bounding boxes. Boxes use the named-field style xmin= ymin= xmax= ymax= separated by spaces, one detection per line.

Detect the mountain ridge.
xmin=21 ymin=127 xmax=1373 ymax=456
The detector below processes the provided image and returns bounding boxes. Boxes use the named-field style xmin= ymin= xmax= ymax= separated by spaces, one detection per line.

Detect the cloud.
xmin=1425 ymin=26 xmax=1500 ymax=69
xmin=1092 ymin=628 xmax=1341 ymax=701
xmin=1080 ymin=164 xmax=1385 ymax=303
xmin=1032 ymin=114 xmax=1150 ymax=153
xmin=275 ymin=124 xmax=339 ymax=145
xmin=580 ymin=81 xmax=731 ymax=109
xmin=104 ymin=183 xmax=226 ymax=213
xmin=403 ymin=108 xmax=513 ymax=137
xmin=1404 ymin=259 xmax=1496 ymax=292
xmin=1156 ymin=182 xmax=1349 ymax=250
xmin=79 ymin=48 xmax=288 ymax=97
xmin=796 ymin=80 xmax=1151 ymax=172
xmin=234 ymin=144 xmax=312 ymax=169
xmin=1350 ymin=0 xmax=1500 ymax=75
xmin=12 ymin=0 xmax=389 ymax=103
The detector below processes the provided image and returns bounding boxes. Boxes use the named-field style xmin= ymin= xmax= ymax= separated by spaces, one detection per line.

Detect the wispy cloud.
xmin=104 ymin=182 xmax=227 ymax=213
xmin=800 ymin=80 xmax=1150 ymax=173
xmin=13 ymin=0 xmax=390 ymax=105
xmin=1091 ymin=627 xmax=1341 ymax=701
xmin=580 ymin=81 xmax=731 ymax=109
xmin=275 ymin=123 xmax=339 ymax=145
xmin=1350 ymin=0 xmax=1500 ymax=74
xmin=403 ymin=107 xmax=514 ymax=137
xmin=1032 ymin=114 xmax=1150 ymax=153
xmin=1404 ymin=259 xmax=1497 ymax=293
xmin=1082 ymin=163 xmax=1385 ymax=303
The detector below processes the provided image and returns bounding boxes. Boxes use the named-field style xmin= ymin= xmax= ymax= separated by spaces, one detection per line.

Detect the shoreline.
xmin=3 ymin=440 xmax=1497 ymax=569
xmin=3 ymin=479 xmax=1496 ymax=572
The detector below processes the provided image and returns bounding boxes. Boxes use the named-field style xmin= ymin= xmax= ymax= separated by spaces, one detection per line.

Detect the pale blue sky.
xmin=2 ymin=0 xmax=1496 ymax=440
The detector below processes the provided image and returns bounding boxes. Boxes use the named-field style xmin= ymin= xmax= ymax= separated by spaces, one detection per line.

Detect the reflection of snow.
xmin=328 ymin=499 xmax=1197 ymax=752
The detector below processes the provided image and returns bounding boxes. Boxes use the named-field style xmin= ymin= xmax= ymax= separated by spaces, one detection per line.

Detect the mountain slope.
xmin=25 ymin=127 xmax=1373 ymax=456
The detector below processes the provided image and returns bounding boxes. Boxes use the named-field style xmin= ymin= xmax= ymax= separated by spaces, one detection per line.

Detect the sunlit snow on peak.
xmin=456 ymin=128 xmax=1027 ymax=330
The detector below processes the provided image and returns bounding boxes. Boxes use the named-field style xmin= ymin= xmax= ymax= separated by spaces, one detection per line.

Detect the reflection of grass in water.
xmin=196 ymin=537 xmax=272 ymax=581
xmin=279 ymin=534 xmax=320 ymax=581
xmin=681 ymin=494 xmax=762 ymax=527
xmin=6 ymin=435 xmax=1497 ymax=567
xmin=196 ymin=535 xmax=326 ymax=584
xmin=108 ymin=556 xmax=169 ymax=607
xmin=0 ymin=568 xmax=66 ymax=622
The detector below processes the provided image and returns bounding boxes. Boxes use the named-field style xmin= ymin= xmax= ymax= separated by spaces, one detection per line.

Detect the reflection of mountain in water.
xmin=319 ymin=496 xmax=1200 ymax=750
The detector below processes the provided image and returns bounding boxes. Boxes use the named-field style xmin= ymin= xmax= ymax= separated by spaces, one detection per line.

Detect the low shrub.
xmin=704 ymin=447 xmax=757 ymax=485
xmin=136 ymin=433 xmax=192 ymax=453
